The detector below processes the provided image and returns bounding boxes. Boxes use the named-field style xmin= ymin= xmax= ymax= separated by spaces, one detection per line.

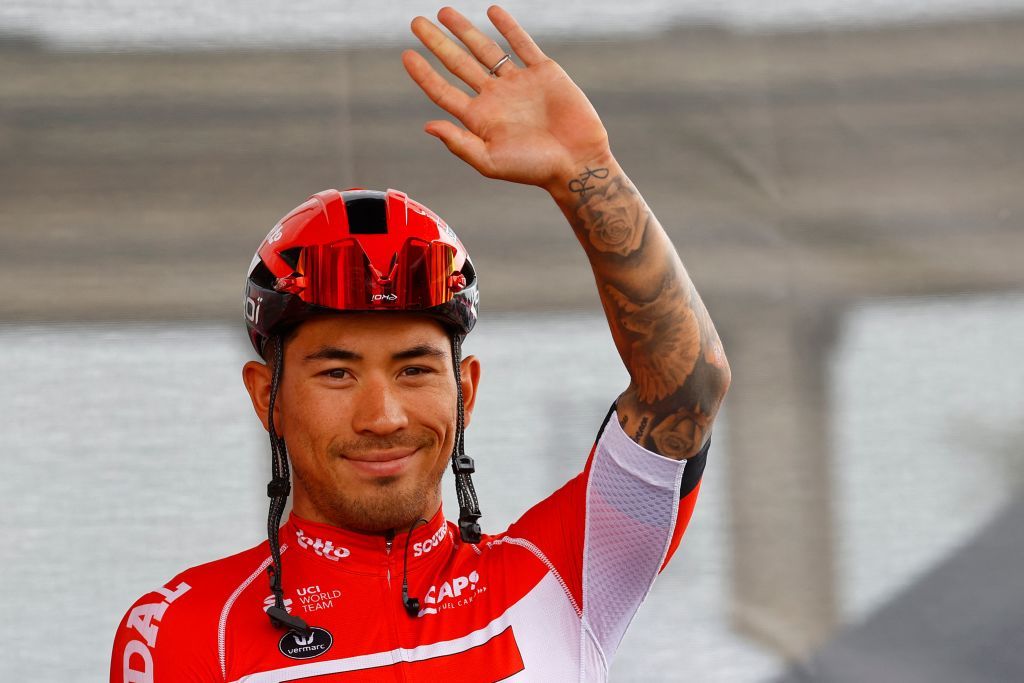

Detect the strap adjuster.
xmin=267 ymin=477 xmax=290 ymax=498
xmin=452 ymin=454 xmax=475 ymax=475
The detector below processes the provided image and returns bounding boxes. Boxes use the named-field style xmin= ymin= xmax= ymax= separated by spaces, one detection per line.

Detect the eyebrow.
xmin=392 ymin=344 xmax=448 ymax=362
xmin=303 ymin=346 xmax=361 ymax=363
xmin=303 ymin=343 xmax=448 ymax=363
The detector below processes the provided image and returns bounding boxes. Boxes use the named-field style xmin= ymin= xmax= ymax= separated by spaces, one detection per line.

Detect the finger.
xmin=437 ymin=6 xmax=516 ymax=77
xmin=487 ymin=5 xmax=548 ymax=66
xmin=402 ymin=49 xmax=472 ymax=121
xmin=424 ymin=120 xmax=493 ymax=176
xmin=410 ymin=15 xmax=490 ymax=92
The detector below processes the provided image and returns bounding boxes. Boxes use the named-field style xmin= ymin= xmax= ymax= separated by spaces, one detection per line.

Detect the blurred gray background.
xmin=2 ymin=1 xmax=1023 ymax=680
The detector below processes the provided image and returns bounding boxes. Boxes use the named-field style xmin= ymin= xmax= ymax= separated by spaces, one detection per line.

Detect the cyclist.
xmin=111 ymin=6 xmax=730 ymax=681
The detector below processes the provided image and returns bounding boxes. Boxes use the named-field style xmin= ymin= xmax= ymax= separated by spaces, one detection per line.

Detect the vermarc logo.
xmin=279 ymin=627 xmax=333 ymax=660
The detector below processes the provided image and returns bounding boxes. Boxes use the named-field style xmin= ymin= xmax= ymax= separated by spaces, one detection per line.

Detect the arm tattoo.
xmin=568 ymin=166 xmax=609 ymax=198
xmin=633 ymin=416 xmax=650 ymax=441
xmin=573 ymin=175 xmax=650 ymax=257
xmin=604 ymin=274 xmax=700 ymax=402
xmin=567 ymin=167 xmax=730 ymax=460
xmin=618 ymin=357 xmax=726 ymax=459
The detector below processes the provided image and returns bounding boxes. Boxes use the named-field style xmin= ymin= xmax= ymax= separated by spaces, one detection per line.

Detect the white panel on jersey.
xmin=231 ymin=573 xmax=580 ymax=682
xmin=582 ymin=412 xmax=687 ymax=667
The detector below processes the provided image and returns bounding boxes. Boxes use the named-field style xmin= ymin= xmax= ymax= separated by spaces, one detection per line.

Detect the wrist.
xmin=545 ymin=149 xmax=619 ymax=205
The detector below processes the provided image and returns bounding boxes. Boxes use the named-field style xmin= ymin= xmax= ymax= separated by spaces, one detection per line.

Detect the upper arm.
xmin=111 ymin=577 xmax=220 ymax=683
xmin=615 ymin=340 xmax=729 ymax=460
xmin=504 ymin=405 xmax=710 ymax=663
xmin=580 ymin=408 xmax=704 ymax=660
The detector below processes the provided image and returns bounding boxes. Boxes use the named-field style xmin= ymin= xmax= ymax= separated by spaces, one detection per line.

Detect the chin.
xmin=323 ymin=479 xmax=437 ymax=533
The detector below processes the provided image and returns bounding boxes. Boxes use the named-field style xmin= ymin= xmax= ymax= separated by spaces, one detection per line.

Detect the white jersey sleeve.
xmin=580 ymin=409 xmax=708 ymax=674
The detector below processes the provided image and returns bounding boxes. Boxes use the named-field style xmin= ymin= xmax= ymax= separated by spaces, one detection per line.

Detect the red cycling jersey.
xmin=111 ymin=409 xmax=708 ymax=682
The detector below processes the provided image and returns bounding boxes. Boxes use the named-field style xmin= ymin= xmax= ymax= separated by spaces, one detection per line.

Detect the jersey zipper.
xmin=385 ymin=530 xmax=394 ymax=588
xmin=383 ymin=529 xmax=408 ymax=682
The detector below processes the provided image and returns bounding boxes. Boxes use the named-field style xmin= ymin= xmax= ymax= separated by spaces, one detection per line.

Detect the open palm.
xmin=402 ymin=6 xmax=611 ymax=192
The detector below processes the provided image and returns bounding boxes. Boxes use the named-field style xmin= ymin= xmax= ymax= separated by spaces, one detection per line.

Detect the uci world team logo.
xmin=279 ymin=627 xmax=333 ymax=660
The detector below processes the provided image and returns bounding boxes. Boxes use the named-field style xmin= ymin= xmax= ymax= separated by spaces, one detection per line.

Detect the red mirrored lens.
xmin=286 ymin=237 xmax=459 ymax=311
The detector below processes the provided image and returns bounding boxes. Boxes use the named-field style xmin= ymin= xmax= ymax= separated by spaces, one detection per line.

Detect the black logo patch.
xmin=279 ymin=627 xmax=333 ymax=660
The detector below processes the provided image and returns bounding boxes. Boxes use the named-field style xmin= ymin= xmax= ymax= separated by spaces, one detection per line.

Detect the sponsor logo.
xmin=263 ymin=584 xmax=340 ymax=615
xmin=419 ymin=570 xmax=486 ymax=617
xmin=295 ymin=529 xmax=350 ymax=561
xmin=371 ymin=293 xmax=398 ymax=302
xmin=121 ymin=581 xmax=191 ymax=683
xmin=245 ymin=295 xmax=263 ymax=326
xmin=296 ymin=584 xmax=342 ymax=613
xmin=265 ymin=223 xmax=284 ymax=245
xmin=262 ymin=594 xmax=294 ymax=613
xmin=413 ymin=526 xmax=449 ymax=558
xmin=279 ymin=627 xmax=333 ymax=660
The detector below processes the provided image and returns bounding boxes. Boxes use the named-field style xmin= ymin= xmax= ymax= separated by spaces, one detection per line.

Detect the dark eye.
xmin=325 ymin=369 xmax=350 ymax=380
xmin=401 ymin=366 xmax=432 ymax=377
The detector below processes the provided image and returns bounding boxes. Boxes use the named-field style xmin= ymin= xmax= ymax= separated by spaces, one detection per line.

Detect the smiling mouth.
xmin=342 ymin=449 xmax=418 ymax=477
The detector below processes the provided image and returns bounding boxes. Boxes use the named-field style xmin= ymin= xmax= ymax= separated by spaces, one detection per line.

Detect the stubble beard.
xmin=293 ymin=445 xmax=450 ymax=534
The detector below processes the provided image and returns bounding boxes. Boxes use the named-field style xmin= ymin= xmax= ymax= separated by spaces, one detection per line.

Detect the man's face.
xmin=243 ymin=313 xmax=480 ymax=534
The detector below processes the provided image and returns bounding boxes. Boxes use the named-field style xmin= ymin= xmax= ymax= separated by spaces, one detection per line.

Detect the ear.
xmin=459 ymin=354 xmax=482 ymax=429
xmin=242 ymin=360 xmax=274 ymax=433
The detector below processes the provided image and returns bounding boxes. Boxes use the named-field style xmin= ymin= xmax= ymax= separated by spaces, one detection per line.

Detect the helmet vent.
xmin=343 ymin=195 xmax=388 ymax=234
xmin=248 ymin=260 xmax=276 ymax=289
xmin=278 ymin=247 xmax=302 ymax=270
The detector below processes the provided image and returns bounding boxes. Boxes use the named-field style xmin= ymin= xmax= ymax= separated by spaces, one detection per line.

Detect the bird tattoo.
xmin=604 ymin=277 xmax=701 ymax=403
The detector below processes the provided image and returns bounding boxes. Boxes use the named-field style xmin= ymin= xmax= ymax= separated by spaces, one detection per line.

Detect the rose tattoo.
xmin=650 ymin=404 xmax=708 ymax=459
xmin=575 ymin=177 xmax=648 ymax=256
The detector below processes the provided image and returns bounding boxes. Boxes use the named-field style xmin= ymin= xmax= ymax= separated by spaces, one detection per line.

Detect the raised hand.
xmin=405 ymin=7 xmax=730 ymax=462
xmin=402 ymin=6 xmax=611 ymax=193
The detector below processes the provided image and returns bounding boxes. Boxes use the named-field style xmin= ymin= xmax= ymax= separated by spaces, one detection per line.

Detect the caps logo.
xmin=418 ymin=570 xmax=485 ymax=616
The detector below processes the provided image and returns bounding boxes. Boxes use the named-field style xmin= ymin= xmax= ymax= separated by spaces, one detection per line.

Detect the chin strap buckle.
xmin=266 ymin=605 xmax=312 ymax=637
xmin=458 ymin=511 xmax=481 ymax=544
xmin=452 ymin=454 xmax=475 ymax=475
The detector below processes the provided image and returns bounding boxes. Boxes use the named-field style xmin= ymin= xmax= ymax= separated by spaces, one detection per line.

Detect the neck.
xmin=291 ymin=495 xmax=443 ymax=537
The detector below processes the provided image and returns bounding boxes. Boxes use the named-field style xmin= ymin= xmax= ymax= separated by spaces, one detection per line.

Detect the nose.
xmin=351 ymin=375 xmax=409 ymax=436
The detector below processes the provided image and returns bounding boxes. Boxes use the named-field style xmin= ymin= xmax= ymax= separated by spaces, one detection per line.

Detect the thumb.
xmin=425 ymin=121 xmax=493 ymax=177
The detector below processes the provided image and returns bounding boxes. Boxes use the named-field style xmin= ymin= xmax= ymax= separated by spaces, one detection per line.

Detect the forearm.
xmin=548 ymin=152 xmax=731 ymax=460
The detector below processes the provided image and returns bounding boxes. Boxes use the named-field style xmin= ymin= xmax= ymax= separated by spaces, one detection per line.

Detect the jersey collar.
xmin=283 ymin=506 xmax=454 ymax=574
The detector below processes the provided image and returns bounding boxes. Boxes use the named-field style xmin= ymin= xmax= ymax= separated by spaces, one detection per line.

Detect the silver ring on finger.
xmin=487 ymin=53 xmax=511 ymax=77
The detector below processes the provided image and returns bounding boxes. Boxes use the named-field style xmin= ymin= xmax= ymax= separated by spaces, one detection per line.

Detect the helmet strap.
xmin=450 ymin=335 xmax=482 ymax=543
xmin=265 ymin=335 xmax=311 ymax=636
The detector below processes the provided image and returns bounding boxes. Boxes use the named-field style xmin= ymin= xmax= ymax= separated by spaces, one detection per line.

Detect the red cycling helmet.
xmin=245 ymin=187 xmax=479 ymax=356
xmin=244 ymin=188 xmax=482 ymax=636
